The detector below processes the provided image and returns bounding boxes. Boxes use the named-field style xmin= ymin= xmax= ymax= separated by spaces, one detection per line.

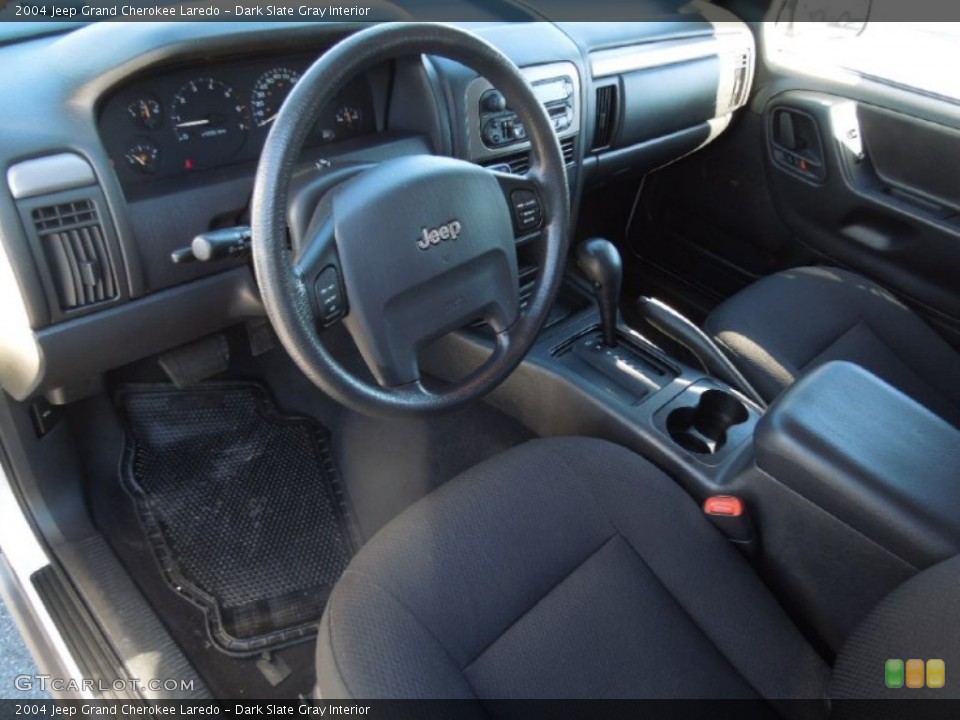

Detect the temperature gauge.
xmin=127 ymin=96 xmax=163 ymax=130
xmin=124 ymin=139 xmax=160 ymax=174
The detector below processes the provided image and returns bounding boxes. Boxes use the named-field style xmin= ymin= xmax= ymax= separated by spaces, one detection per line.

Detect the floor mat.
xmin=118 ymin=382 xmax=354 ymax=654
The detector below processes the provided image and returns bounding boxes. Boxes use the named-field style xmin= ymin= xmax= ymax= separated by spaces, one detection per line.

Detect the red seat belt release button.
xmin=703 ymin=495 xmax=754 ymax=547
xmin=704 ymin=495 xmax=744 ymax=517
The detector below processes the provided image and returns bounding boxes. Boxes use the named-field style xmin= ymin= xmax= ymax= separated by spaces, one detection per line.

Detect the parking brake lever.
xmin=637 ymin=296 xmax=766 ymax=408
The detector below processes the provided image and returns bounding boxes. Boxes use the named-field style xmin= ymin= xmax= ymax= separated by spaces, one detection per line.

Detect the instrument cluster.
xmin=98 ymin=55 xmax=377 ymax=191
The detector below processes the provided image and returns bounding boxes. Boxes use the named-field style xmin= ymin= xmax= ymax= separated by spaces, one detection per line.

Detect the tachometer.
xmin=170 ymin=77 xmax=250 ymax=165
xmin=251 ymin=67 xmax=301 ymax=128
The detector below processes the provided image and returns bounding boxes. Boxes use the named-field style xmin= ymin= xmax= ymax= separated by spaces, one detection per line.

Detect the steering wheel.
xmin=251 ymin=23 xmax=570 ymax=416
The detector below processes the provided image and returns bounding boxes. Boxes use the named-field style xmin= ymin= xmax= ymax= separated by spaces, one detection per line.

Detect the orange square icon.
xmin=905 ymin=659 xmax=925 ymax=688
xmin=927 ymin=659 xmax=945 ymax=689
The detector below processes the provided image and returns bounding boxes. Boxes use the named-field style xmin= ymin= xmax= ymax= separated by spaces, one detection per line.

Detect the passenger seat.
xmin=704 ymin=266 xmax=960 ymax=427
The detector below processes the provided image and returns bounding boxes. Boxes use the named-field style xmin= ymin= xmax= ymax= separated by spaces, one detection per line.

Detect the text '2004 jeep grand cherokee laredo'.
xmin=0 ymin=2 xmax=958 ymax=714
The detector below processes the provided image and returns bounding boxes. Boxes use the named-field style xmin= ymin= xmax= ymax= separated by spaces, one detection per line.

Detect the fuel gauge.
xmin=127 ymin=96 xmax=163 ymax=130
xmin=335 ymin=106 xmax=362 ymax=130
xmin=124 ymin=139 xmax=160 ymax=174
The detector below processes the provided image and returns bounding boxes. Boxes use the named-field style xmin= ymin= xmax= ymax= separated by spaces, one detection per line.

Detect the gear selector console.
xmin=554 ymin=329 xmax=676 ymax=405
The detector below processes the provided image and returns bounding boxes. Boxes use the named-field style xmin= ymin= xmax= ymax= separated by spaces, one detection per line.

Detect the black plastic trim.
xmin=15 ymin=267 xmax=263 ymax=402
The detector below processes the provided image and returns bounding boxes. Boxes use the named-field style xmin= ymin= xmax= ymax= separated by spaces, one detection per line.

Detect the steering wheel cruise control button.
xmin=314 ymin=266 xmax=344 ymax=326
xmin=511 ymin=189 xmax=541 ymax=232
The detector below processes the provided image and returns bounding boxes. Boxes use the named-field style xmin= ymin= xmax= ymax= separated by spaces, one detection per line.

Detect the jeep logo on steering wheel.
xmin=417 ymin=220 xmax=462 ymax=250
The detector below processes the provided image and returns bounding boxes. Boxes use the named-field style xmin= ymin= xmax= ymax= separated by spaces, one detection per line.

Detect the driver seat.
xmin=315 ymin=437 xmax=958 ymax=704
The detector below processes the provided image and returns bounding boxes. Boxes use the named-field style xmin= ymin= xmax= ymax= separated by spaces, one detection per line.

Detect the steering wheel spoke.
xmin=293 ymin=218 xmax=347 ymax=330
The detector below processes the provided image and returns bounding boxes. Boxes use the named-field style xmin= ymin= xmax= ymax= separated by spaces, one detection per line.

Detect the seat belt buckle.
xmin=703 ymin=495 xmax=757 ymax=557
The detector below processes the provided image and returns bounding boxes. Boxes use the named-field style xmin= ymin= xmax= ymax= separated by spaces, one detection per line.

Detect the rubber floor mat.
xmin=118 ymin=383 xmax=354 ymax=654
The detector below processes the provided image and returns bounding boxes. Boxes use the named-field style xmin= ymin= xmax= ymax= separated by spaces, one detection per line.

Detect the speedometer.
xmin=251 ymin=68 xmax=301 ymax=128
xmin=170 ymin=77 xmax=250 ymax=165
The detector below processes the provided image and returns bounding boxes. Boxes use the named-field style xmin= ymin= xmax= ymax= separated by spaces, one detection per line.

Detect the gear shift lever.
xmin=576 ymin=238 xmax=622 ymax=347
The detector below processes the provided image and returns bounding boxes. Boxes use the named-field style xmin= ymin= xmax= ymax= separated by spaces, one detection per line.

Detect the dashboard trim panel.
xmin=7 ymin=154 xmax=97 ymax=201
xmin=590 ymin=24 xmax=753 ymax=81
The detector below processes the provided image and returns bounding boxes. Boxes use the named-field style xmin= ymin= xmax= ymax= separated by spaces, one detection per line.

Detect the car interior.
xmin=0 ymin=0 xmax=958 ymax=709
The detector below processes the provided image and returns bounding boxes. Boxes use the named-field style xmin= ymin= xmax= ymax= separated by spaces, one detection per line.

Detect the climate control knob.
xmin=482 ymin=90 xmax=507 ymax=113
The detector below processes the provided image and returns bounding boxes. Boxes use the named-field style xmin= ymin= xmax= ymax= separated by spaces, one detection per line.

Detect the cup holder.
xmin=666 ymin=389 xmax=749 ymax=455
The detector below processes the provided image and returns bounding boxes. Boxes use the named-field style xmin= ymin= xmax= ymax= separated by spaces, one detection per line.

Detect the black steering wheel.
xmin=251 ymin=23 xmax=570 ymax=416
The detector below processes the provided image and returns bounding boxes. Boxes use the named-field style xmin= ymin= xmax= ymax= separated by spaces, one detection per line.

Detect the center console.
xmin=747 ymin=361 xmax=960 ymax=649
xmin=756 ymin=361 xmax=960 ymax=568
xmin=420 ymin=239 xmax=763 ymax=498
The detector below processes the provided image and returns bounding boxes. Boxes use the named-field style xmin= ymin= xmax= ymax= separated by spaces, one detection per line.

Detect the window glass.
xmin=768 ymin=1 xmax=960 ymax=100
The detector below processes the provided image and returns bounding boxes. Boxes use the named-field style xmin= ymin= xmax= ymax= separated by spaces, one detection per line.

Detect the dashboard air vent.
xmin=731 ymin=51 xmax=752 ymax=107
xmin=483 ymin=136 xmax=577 ymax=175
xmin=593 ymin=84 xmax=618 ymax=150
xmin=484 ymin=150 xmax=530 ymax=175
xmin=31 ymin=200 xmax=118 ymax=311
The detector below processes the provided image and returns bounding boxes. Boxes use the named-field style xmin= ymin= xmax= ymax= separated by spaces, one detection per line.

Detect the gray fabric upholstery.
xmin=316 ymin=437 xmax=830 ymax=701
xmin=831 ymin=554 xmax=960 ymax=711
xmin=704 ymin=267 xmax=960 ymax=426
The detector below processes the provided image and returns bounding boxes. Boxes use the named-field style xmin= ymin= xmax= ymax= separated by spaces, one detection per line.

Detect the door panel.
xmin=857 ymin=104 xmax=960 ymax=212
xmin=763 ymin=89 xmax=960 ymax=339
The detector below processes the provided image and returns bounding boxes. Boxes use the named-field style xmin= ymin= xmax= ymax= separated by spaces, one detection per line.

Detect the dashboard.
xmin=98 ymin=54 xmax=381 ymax=192
xmin=0 ymin=17 xmax=755 ymax=403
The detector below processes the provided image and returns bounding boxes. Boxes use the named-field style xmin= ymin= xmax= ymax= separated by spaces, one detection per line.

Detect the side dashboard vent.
xmin=560 ymin=136 xmax=576 ymax=165
xmin=593 ymin=84 xmax=618 ymax=150
xmin=731 ymin=51 xmax=752 ymax=108
xmin=31 ymin=200 xmax=118 ymax=311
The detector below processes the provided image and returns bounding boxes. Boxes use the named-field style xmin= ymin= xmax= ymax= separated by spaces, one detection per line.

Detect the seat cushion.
xmin=704 ymin=267 xmax=960 ymax=426
xmin=315 ymin=437 xmax=829 ymax=701
xmin=831 ymin=554 xmax=960 ymax=708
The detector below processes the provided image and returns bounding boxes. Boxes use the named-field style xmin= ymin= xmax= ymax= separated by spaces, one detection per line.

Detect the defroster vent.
xmin=32 ymin=200 xmax=118 ymax=311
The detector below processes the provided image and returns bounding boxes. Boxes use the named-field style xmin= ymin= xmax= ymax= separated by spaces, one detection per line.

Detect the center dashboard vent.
xmin=483 ymin=136 xmax=577 ymax=175
xmin=592 ymin=84 xmax=619 ymax=151
xmin=31 ymin=199 xmax=118 ymax=311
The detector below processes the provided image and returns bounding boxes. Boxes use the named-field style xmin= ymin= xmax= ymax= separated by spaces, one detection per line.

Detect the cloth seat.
xmin=831 ymin=554 xmax=960 ymax=706
xmin=315 ymin=437 xmax=830 ymax=701
xmin=316 ymin=437 xmax=959 ymax=709
xmin=703 ymin=266 xmax=960 ymax=426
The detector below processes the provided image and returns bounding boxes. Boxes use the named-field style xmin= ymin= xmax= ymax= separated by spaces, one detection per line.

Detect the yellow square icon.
xmin=927 ymin=659 xmax=945 ymax=689
xmin=906 ymin=659 xmax=925 ymax=688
